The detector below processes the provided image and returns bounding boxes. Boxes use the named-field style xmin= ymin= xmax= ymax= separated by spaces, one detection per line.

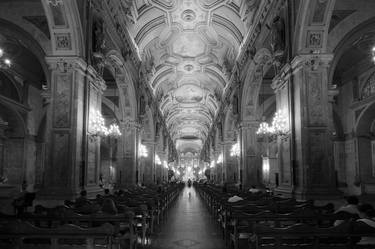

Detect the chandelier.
xmin=89 ymin=109 xmax=122 ymax=138
xmin=256 ymin=121 xmax=272 ymax=136
xmin=271 ymin=110 xmax=289 ymax=136
xmin=107 ymin=123 xmax=122 ymax=138
xmin=155 ymin=154 xmax=161 ymax=165
xmin=217 ymin=153 xmax=223 ymax=164
xmin=89 ymin=110 xmax=108 ymax=137
xmin=0 ymin=48 xmax=11 ymax=69
xmin=139 ymin=143 xmax=148 ymax=158
xmin=230 ymin=142 xmax=240 ymax=157
xmin=256 ymin=110 xmax=289 ymax=138
xmin=210 ymin=160 xmax=215 ymax=168
xmin=163 ymin=160 xmax=168 ymax=169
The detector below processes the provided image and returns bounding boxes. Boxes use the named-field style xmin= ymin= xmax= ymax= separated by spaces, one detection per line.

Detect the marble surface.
xmin=143 ymin=186 xmax=226 ymax=249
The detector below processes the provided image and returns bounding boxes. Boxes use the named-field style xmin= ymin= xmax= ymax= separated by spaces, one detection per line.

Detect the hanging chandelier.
xmin=271 ymin=110 xmax=289 ymax=136
xmin=256 ymin=121 xmax=272 ymax=136
xmin=139 ymin=143 xmax=148 ymax=158
xmin=230 ymin=142 xmax=240 ymax=157
xmin=163 ymin=160 xmax=168 ymax=169
xmin=217 ymin=153 xmax=223 ymax=164
xmin=107 ymin=123 xmax=122 ymax=138
xmin=155 ymin=154 xmax=161 ymax=165
xmin=256 ymin=110 xmax=289 ymax=138
xmin=0 ymin=48 xmax=11 ymax=69
xmin=89 ymin=110 xmax=108 ymax=137
xmin=210 ymin=160 xmax=215 ymax=168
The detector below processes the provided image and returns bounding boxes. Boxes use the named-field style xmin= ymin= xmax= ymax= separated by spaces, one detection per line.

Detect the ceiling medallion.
xmin=184 ymin=64 xmax=194 ymax=72
xmin=181 ymin=9 xmax=196 ymax=22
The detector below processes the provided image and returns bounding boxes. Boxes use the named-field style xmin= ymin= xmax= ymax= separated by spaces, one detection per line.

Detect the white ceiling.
xmin=127 ymin=0 xmax=259 ymax=153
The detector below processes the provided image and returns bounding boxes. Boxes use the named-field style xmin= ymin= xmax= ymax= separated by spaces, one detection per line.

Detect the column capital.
xmin=239 ymin=120 xmax=259 ymax=130
xmin=121 ymin=118 xmax=141 ymax=131
xmin=45 ymin=56 xmax=87 ymax=74
xmin=291 ymin=53 xmax=334 ymax=72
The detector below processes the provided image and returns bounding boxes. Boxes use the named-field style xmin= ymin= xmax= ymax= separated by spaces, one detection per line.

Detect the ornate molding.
xmin=45 ymin=56 xmax=87 ymax=74
xmin=291 ymin=54 xmax=333 ymax=72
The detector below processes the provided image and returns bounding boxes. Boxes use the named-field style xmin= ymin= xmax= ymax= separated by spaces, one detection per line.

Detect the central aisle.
xmin=146 ymin=185 xmax=226 ymax=249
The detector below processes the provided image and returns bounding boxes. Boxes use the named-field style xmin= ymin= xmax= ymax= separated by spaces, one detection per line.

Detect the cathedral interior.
xmin=1 ymin=0 xmax=375 ymax=248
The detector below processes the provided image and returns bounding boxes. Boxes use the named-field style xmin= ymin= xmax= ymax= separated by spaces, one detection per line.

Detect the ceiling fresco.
xmin=127 ymin=0 xmax=260 ymax=153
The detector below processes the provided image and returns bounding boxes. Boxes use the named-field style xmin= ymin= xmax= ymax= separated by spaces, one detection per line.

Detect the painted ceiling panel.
xmin=129 ymin=0 xmax=259 ymax=153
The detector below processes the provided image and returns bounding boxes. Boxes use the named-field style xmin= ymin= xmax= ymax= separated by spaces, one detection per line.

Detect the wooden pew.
xmin=229 ymin=209 xmax=358 ymax=249
xmin=0 ymin=220 xmax=117 ymax=249
xmin=251 ymin=220 xmax=375 ymax=249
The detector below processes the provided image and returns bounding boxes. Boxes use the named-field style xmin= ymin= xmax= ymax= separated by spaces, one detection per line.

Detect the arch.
xmin=240 ymin=48 xmax=273 ymax=120
xmin=105 ymin=50 xmax=138 ymax=121
xmin=328 ymin=17 xmax=375 ymax=86
xmin=0 ymin=18 xmax=50 ymax=88
xmin=41 ymin=0 xmax=84 ymax=56
xmin=293 ymin=0 xmax=336 ymax=54
xmin=355 ymin=102 xmax=375 ymax=136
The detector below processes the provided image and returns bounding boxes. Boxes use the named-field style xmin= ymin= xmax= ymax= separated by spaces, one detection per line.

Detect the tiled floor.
xmin=143 ymin=186 xmax=226 ymax=249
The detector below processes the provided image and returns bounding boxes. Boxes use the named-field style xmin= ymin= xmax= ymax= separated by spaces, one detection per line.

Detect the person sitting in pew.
xmin=334 ymin=195 xmax=360 ymax=226
xmin=75 ymin=190 xmax=100 ymax=214
xmin=248 ymin=185 xmax=261 ymax=194
xmin=228 ymin=195 xmax=244 ymax=203
xmin=101 ymin=198 xmax=118 ymax=215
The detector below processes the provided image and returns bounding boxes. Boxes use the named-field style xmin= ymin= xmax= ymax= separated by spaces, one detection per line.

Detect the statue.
xmin=270 ymin=16 xmax=286 ymax=58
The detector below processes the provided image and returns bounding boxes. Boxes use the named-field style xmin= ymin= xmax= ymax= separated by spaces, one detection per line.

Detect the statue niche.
xmin=270 ymin=16 xmax=286 ymax=64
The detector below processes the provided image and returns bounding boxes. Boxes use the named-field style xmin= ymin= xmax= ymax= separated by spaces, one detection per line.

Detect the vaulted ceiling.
xmin=127 ymin=0 xmax=259 ymax=153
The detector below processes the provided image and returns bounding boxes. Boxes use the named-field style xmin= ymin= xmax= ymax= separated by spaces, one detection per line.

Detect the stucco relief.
xmin=53 ymin=74 xmax=71 ymax=128
xmin=307 ymin=72 xmax=325 ymax=126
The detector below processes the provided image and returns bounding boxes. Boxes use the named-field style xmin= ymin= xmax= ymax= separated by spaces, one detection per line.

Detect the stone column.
xmin=240 ymin=120 xmax=262 ymax=189
xmin=0 ymin=120 xmax=8 ymax=178
xmin=223 ymin=140 xmax=236 ymax=183
xmin=216 ymin=145 xmax=224 ymax=184
xmin=274 ymin=54 xmax=339 ymax=199
xmin=117 ymin=119 xmax=138 ymax=187
xmin=41 ymin=57 xmax=105 ymax=199
xmin=141 ymin=141 xmax=155 ymax=185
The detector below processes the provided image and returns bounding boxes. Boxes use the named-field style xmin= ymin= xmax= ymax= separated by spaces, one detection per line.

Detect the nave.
xmin=145 ymin=185 xmax=225 ymax=249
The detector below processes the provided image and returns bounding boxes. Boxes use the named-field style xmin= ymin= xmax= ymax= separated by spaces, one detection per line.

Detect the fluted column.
xmin=116 ymin=119 xmax=139 ymax=187
xmin=273 ymin=54 xmax=339 ymax=199
xmin=240 ymin=120 xmax=262 ymax=189
xmin=223 ymin=140 xmax=237 ymax=183
xmin=140 ymin=140 xmax=155 ymax=185
xmin=41 ymin=57 xmax=105 ymax=199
